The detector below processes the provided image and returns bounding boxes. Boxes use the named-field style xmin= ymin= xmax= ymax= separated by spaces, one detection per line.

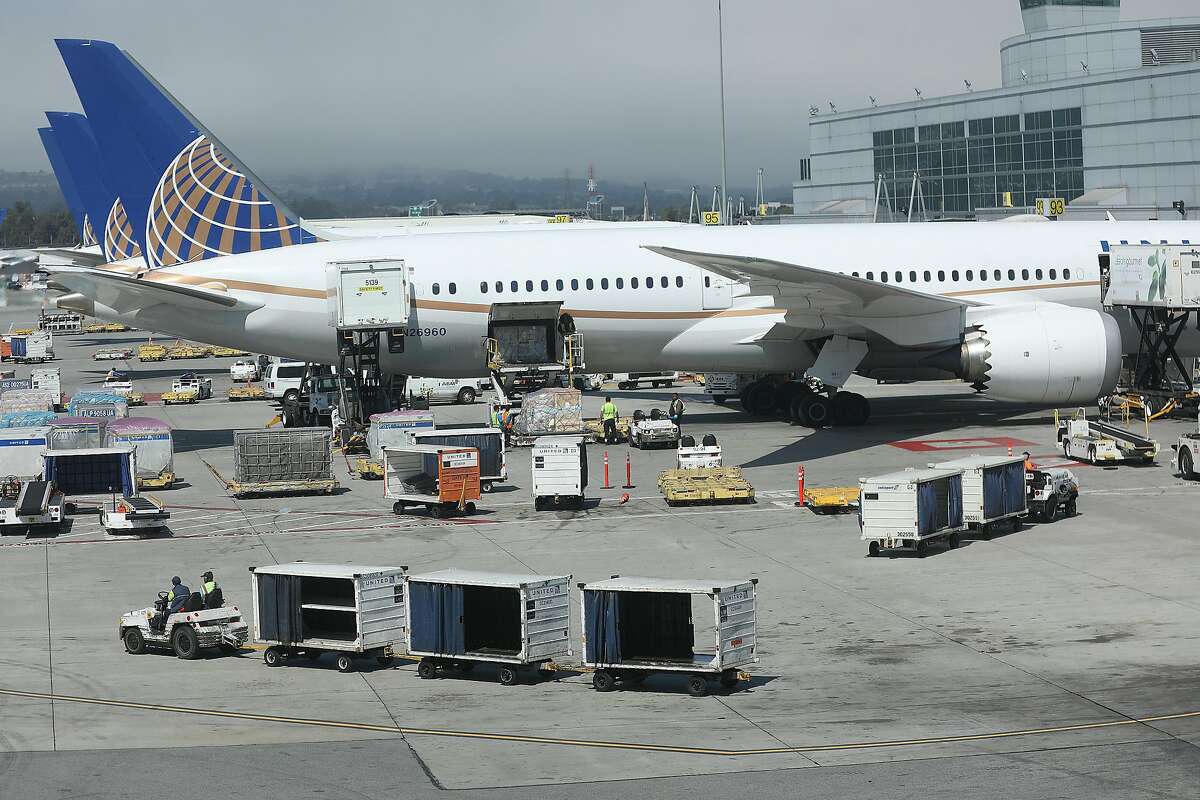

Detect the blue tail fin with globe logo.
xmin=55 ymin=39 xmax=316 ymax=269
xmin=36 ymin=125 xmax=92 ymax=244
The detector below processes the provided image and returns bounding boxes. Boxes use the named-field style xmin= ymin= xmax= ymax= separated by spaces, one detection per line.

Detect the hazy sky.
xmin=1 ymin=0 xmax=1196 ymax=189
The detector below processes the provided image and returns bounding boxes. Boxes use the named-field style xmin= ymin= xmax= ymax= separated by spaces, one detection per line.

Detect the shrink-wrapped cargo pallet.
xmin=68 ymin=391 xmax=129 ymax=419
xmin=47 ymin=416 xmax=107 ymax=450
xmin=0 ymin=411 xmax=57 ymax=429
xmin=106 ymin=417 xmax=174 ymax=478
xmin=0 ymin=389 xmax=58 ymax=413
xmin=512 ymin=388 xmax=582 ymax=436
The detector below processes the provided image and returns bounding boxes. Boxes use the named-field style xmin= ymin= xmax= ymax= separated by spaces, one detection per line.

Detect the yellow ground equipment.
xmin=228 ymin=385 xmax=266 ymax=401
xmin=161 ymin=389 xmax=198 ymax=405
xmin=137 ymin=344 xmax=168 ymax=362
xmin=84 ymin=323 xmax=130 ymax=333
xmin=167 ymin=343 xmax=210 ymax=359
xmin=209 ymin=346 xmax=249 ymax=357
xmin=803 ymin=487 xmax=861 ymax=514
xmin=124 ymin=392 xmax=146 ymax=406
xmin=138 ymin=472 xmax=176 ymax=490
xmin=584 ymin=416 xmax=631 ymax=443
xmin=12 ymin=327 xmax=34 ymax=335
xmin=658 ymin=467 xmax=755 ymax=506
xmin=353 ymin=458 xmax=384 ymax=480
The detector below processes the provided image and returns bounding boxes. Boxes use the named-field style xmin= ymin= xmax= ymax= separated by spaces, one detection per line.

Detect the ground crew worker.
xmin=1023 ymin=451 xmax=1035 ymax=473
xmin=200 ymin=570 xmax=223 ymax=609
xmin=601 ymin=396 xmax=619 ymax=444
xmin=155 ymin=576 xmax=190 ymax=630
xmin=669 ymin=393 xmax=685 ymax=430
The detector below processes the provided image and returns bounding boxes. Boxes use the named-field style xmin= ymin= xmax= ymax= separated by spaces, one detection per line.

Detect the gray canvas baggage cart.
xmin=406 ymin=569 xmax=571 ymax=685
xmin=410 ymin=426 xmax=507 ymax=491
xmin=929 ymin=454 xmax=1027 ymax=536
xmin=250 ymin=562 xmax=407 ymax=673
xmin=580 ymin=575 xmax=758 ymax=697
xmin=859 ymin=467 xmax=965 ymax=557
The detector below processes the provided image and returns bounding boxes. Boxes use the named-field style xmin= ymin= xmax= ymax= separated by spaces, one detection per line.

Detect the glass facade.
xmin=872 ymin=106 xmax=1083 ymax=217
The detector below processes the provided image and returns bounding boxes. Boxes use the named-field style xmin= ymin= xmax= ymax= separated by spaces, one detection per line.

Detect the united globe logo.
xmin=104 ymin=198 xmax=141 ymax=261
xmin=144 ymin=135 xmax=308 ymax=268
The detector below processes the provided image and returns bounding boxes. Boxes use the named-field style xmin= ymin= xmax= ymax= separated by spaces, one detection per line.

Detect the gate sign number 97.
xmin=1036 ymin=197 xmax=1065 ymax=217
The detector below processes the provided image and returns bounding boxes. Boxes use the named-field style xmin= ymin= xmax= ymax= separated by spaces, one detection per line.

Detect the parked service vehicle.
xmin=1172 ymin=413 xmax=1200 ymax=479
xmin=172 ymin=373 xmax=212 ymax=400
xmin=628 ymin=409 xmax=680 ymax=449
xmin=702 ymin=373 xmax=751 ymax=404
xmin=230 ymin=360 xmax=259 ymax=382
xmin=102 ymin=370 xmax=133 ymax=394
xmin=1056 ymin=409 xmax=1157 ymax=464
xmin=120 ymin=589 xmax=248 ymax=659
xmin=100 ymin=494 xmax=171 ymax=535
xmin=405 ymin=376 xmax=486 ymax=405
xmin=613 ymin=372 xmax=677 ymax=390
xmin=264 ymin=360 xmax=306 ymax=402
xmin=0 ymin=479 xmax=65 ymax=536
xmin=676 ymin=434 xmax=722 ymax=469
xmin=1026 ymin=468 xmax=1079 ymax=522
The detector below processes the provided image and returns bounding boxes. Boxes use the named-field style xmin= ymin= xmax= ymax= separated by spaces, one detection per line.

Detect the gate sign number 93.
xmin=1035 ymin=197 xmax=1065 ymax=217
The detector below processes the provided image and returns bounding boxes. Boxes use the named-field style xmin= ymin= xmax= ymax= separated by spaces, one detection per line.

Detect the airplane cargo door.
xmin=701 ymin=272 xmax=732 ymax=310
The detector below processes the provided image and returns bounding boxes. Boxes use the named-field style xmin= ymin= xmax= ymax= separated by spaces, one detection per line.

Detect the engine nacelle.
xmin=958 ymin=304 xmax=1122 ymax=404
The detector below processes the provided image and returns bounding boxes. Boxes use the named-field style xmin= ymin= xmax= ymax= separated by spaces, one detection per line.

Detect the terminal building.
xmin=791 ymin=1 xmax=1200 ymax=222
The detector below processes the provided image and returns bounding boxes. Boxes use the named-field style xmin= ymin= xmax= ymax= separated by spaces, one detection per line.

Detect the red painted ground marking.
xmin=889 ymin=436 xmax=1038 ymax=453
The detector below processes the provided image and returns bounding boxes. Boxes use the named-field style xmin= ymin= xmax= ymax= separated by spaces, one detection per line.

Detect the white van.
xmin=264 ymin=361 xmax=306 ymax=402
xmin=405 ymin=377 xmax=486 ymax=405
xmin=612 ymin=372 xmax=678 ymax=390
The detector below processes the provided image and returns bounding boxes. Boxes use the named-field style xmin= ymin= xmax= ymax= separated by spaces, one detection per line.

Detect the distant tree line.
xmin=0 ymin=201 xmax=78 ymax=248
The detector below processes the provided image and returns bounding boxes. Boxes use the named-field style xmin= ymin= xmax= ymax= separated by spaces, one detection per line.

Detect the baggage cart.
xmin=0 ymin=478 xmax=65 ymax=535
xmin=859 ymin=467 xmax=966 ymax=557
xmin=11 ymin=331 xmax=53 ymax=363
xmin=250 ymin=563 xmax=407 ymax=672
xmin=167 ymin=344 xmax=210 ymax=359
xmin=531 ymin=435 xmax=587 ymax=509
xmin=67 ymin=391 xmax=129 ymax=419
xmin=47 ymin=417 xmax=107 ymax=452
xmin=585 ymin=415 xmax=630 ymax=443
xmin=0 ymin=426 xmax=52 ymax=478
xmin=579 ymin=575 xmax=758 ymax=696
xmin=366 ymin=409 xmax=435 ymax=461
xmin=216 ymin=427 xmax=337 ymax=497
xmin=410 ymin=426 xmax=507 ymax=491
xmin=384 ymin=444 xmax=480 ymax=517
xmin=42 ymin=446 xmax=137 ymax=497
xmin=210 ymin=346 xmax=249 ymax=358
xmin=30 ymin=368 xmax=61 ymax=408
xmin=658 ymin=466 xmax=754 ymax=506
xmin=929 ymin=454 xmax=1027 ymax=536
xmin=137 ymin=344 xmax=167 ymax=362
xmin=803 ymin=486 xmax=861 ymax=514
xmin=94 ymin=347 xmax=134 ymax=361
xmin=227 ymin=385 xmax=266 ymax=401
xmin=406 ymin=569 xmax=571 ymax=685
xmin=84 ymin=322 xmax=130 ymax=334
xmin=105 ymin=418 xmax=175 ymax=490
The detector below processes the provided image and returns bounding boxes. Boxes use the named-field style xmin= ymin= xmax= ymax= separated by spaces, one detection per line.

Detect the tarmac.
xmin=1 ymin=291 xmax=1198 ymax=799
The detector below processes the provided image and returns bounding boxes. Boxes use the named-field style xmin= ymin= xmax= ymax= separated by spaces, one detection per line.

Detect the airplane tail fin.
xmin=55 ymin=39 xmax=316 ymax=269
xmin=37 ymin=126 xmax=92 ymax=244
xmin=45 ymin=112 xmax=140 ymax=262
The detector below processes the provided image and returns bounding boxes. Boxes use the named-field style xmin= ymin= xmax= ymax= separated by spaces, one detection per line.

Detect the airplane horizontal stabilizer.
xmin=45 ymin=266 xmax=262 ymax=314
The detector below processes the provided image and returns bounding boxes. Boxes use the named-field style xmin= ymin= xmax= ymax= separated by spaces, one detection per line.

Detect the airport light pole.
xmin=717 ymin=0 xmax=729 ymax=225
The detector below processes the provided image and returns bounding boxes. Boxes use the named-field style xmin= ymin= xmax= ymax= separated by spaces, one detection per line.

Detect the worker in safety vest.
xmin=200 ymin=570 xmax=223 ymax=609
xmin=668 ymin=393 xmax=685 ymax=430
xmin=1022 ymin=451 xmax=1035 ymax=473
xmin=601 ymin=396 xmax=619 ymax=444
xmin=154 ymin=576 xmax=190 ymax=631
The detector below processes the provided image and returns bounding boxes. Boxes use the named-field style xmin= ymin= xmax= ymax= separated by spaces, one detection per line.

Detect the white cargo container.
xmin=580 ymin=575 xmax=758 ymax=697
xmin=928 ymin=454 xmax=1028 ymax=536
xmin=1106 ymin=244 xmax=1200 ymax=308
xmin=531 ymin=435 xmax=587 ymax=509
xmin=326 ymin=259 xmax=409 ymax=330
xmin=406 ymin=569 xmax=572 ymax=685
xmin=367 ymin=409 xmax=435 ymax=461
xmin=859 ymin=467 xmax=966 ymax=557
xmin=0 ymin=426 xmax=51 ymax=478
xmin=249 ymin=562 xmax=408 ymax=673
xmin=30 ymin=368 xmax=61 ymax=407
xmin=702 ymin=373 xmax=751 ymax=403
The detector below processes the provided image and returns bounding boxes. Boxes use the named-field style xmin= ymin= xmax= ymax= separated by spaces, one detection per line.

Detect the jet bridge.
xmin=1101 ymin=245 xmax=1200 ymax=414
xmin=485 ymin=301 xmax=584 ymax=405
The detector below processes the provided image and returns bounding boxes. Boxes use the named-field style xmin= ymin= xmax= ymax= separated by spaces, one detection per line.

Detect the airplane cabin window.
xmin=646 ymin=276 xmax=654 ymax=289
xmin=704 ymin=276 xmax=711 ymax=288
xmin=993 ymin=269 xmax=1001 ymax=281
xmin=895 ymin=271 xmax=903 ymax=283
xmin=616 ymin=278 xmax=624 ymax=289
xmin=909 ymin=270 xmax=918 ymax=283
xmin=495 ymin=281 xmax=503 ymax=293
xmin=1007 ymin=269 xmax=1016 ymax=281
xmin=937 ymin=270 xmax=945 ymax=281
xmin=449 ymin=282 xmax=456 ymax=295
xmin=852 ymin=272 xmax=860 ymax=278
xmin=556 ymin=279 xmax=564 ymax=290
xmin=1021 ymin=269 xmax=1029 ymax=280
xmin=880 ymin=272 xmax=888 ymax=283
xmin=866 ymin=271 xmax=874 ymax=280
xmin=675 ymin=276 xmax=683 ymax=287
xmin=480 ymin=281 xmax=488 ymax=293
xmin=601 ymin=278 xmax=609 ymax=289
xmin=660 ymin=276 xmax=668 ymax=288
xmin=978 ymin=270 xmax=986 ymax=281
xmin=432 ymin=283 xmax=440 ymax=295
xmin=1035 ymin=269 xmax=1043 ymax=280
xmin=632 ymin=277 xmax=639 ymax=289
xmin=1049 ymin=269 xmax=1057 ymax=280
xmin=511 ymin=281 xmax=519 ymax=292
xmin=953 ymin=270 xmax=961 ymax=281
xmin=586 ymin=278 xmax=594 ymax=290
xmin=526 ymin=280 xmax=534 ymax=292
xmin=570 ymin=279 xmax=579 ymax=290
xmin=923 ymin=270 xmax=931 ymax=282
xmin=541 ymin=279 xmax=549 ymax=291
xmin=1063 ymin=268 xmax=1071 ymax=279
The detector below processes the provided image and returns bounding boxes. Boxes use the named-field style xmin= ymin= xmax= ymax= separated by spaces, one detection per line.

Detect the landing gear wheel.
xmin=686 ymin=675 xmax=709 ymax=697
xmin=335 ymin=653 xmax=355 ymax=673
xmin=746 ymin=382 xmax=777 ymax=417
xmin=1180 ymin=449 xmax=1194 ymax=480
xmin=122 ymin=628 xmax=146 ymax=655
xmin=801 ymin=394 xmax=833 ymax=428
xmin=171 ymin=626 xmax=199 ymax=660
xmin=790 ymin=393 xmax=811 ymax=426
xmin=592 ymin=670 xmax=616 ymax=692
xmin=376 ymin=655 xmax=395 ymax=667
xmin=498 ymin=666 xmax=520 ymax=686
xmin=264 ymin=646 xmax=282 ymax=667
xmin=720 ymin=669 xmax=739 ymax=689
xmin=833 ymin=392 xmax=870 ymax=426
xmin=417 ymin=659 xmax=438 ymax=679
xmin=868 ymin=541 xmax=880 ymax=557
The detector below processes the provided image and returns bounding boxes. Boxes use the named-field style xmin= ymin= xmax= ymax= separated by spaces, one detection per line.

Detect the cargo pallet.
xmin=220 ymin=476 xmax=338 ymax=499
xmin=124 ymin=393 xmax=146 ymax=407
xmin=162 ymin=391 xmax=198 ymax=405
xmin=167 ymin=345 xmax=210 ymax=359
xmin=138 ymin=345 xmax=168 ymax=362
xmin=94 ymin=348 xmax=134 ymax=361
xmin=84 ymin=323 xmax=130 ymax=334
xmin=209 ymin=346 xmax=249 ymax=357
xmin=658 ymin=467 xmax=755 ymax=506
xmin=137 ymin=471 xmax=176 ymax=490
xmin=228 ymin=386 xmax=266 ymax=401
xmin=803 ymin=487 xmax=860 ymax=514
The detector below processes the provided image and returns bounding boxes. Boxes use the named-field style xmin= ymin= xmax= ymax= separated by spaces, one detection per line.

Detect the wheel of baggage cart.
xmin=264 ymin=646 xmax=283 ymax=667
xmin=171 ymin=625 xmax=200 ymax=660
xmin=376 ymin=654 xmax=395 ymax=667
xmin=867 ymin=541 xmax=880 ymax=558
xmin=417 ymin=658 xmax=438 ymax=679
xmin=720 ymin=669 xmax=739 ymax=689
xmin=1065 ymin=497 xmax=1078 ymax=517
xmin=465 ymin=502 xmax=477 ymax=515
xmin=948 ymin=532 xmax=960 ymax=549
xmin=497 ymin=665 xmax=520 ymax=686
xmin=392 ymin=502 xmax=407 ymax=515
xmin=686 ymin=675 xmax=709 ymax=697
xmin=1012 ymin=516 xmax=1024 ymax=532
xmin=429 ymin=504 xmax=445 ymax=519
xmin=915 ymin=539 xmax=929 ymax=558
xmin=592 ymin=670 xmax=616 ymax=692
xmin=482 ymin=481 xmax=494 ymax=493
xmin=335 ymin=653 xmax=355 ymax=673
xmin=1180 ymin=449 xmax=1195 ymax=479
xmin=122 ymin=627 xmax=146 ymax=655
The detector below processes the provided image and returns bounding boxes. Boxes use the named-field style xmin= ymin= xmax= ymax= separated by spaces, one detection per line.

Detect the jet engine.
xmin=955 ymin=304 xmax=1122 ymax=404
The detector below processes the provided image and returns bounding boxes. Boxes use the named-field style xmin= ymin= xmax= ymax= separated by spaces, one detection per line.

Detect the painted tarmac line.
xmin=0 ymin=687 xmax=1195 ymax=757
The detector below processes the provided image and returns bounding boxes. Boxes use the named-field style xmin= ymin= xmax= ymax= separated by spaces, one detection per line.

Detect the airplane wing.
xmin=644 ymin=245 xmax=975 ymax=346
xmin=35 ymin=247 xmax=108 ymax=267
xmin=45 ymin=266 xmax=262 ymax=314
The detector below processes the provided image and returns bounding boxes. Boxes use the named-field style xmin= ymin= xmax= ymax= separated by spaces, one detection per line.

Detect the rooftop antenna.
xmin=642 ymin=182 xmax=650 ymax=222
xmin=869 ymin=95 xmax=878 ymax=107
xmin=964 ymin=79 xmax=973 ymax=92
xmin=716 ymin=0 xmax=729 ymax=225
xmin=828 ymin=100 xmax=837 ymax=113
xmin=1020 ymin=69 xmax=1030 ymax=83
xmin=1080 ymin=60 xmax=1089 ymax=74
xmin=914 ymin=88 xmax=924 ymax=101
xmin=754 ymin=167 xmax=765 ymax=215
xmin=809 ymin=104 xmax=820 ymax=117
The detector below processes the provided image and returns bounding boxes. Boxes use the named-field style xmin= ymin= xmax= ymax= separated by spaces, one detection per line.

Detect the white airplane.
xmin=44 ymin=39 xmax=1200 ymax=427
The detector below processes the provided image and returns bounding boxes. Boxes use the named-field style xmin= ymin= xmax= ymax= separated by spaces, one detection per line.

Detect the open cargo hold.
xmin=406 ymin=569 xmax=571 ymax=684
xmin=47 ymin=417 xmax=107 ymax=451
xmin=513 ymin=388 xmax=583 ymax=437
xmin=580 ymin=575 xmax=758 ymax=696
xmin=384 ymin=444 xmax=480 ymax=517
xmin=410 ymin=427 xmax=506 ymax=488
xmin=105 ymin=418 xmax=174 ymax=482
xmin=42 ymin=447 xmax=136 ymax=496
xmin=68 ymin=391 xmax=129 ymax=419
xmin=0 ymin=411 xmax=56 ymax=429
xmin=225 ymin=427 xmax=336 ymax=497
xmin=0 ymin=389 xmax=58 ymax=413
xmin=250 ymin=562 xmax=407 ymax=672
xmin=929 ymin=454 xmax=1027 ymax=535
xmin=859 ymin=467 xmax=965 ymax=557
xmin=366 ymin=409 xmax=435 ymax=461
xmin=0 ymin=426 xmax=51 ymax=478
xmin=531 ymin=435 xmax=588 ymax=509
